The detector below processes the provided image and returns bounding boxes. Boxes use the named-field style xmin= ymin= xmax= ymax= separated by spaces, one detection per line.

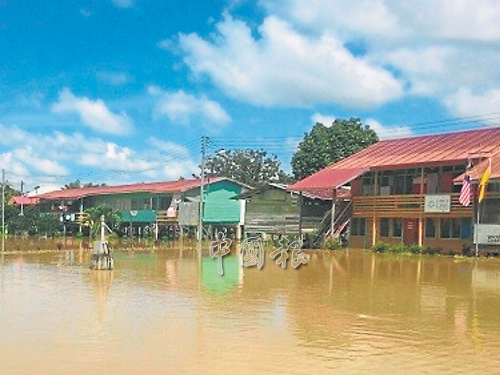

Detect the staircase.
xmin=310 ymin=201 xmax=352 ymax=247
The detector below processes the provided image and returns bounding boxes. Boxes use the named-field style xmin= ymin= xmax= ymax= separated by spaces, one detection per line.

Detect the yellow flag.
xmin=478 ymin=159 xmax=491 ymax=203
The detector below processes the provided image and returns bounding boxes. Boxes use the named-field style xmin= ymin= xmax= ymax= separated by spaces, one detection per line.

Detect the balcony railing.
xmin=352 ymin=193 xmax=473 ymax=217
xmin=156 ymin=209 xmax=178 ymax=223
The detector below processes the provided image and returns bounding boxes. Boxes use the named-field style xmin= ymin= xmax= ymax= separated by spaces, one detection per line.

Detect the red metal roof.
xmin=289 ymin=167 xmax=368 ymax=191
xmin=11 ymin=196 xmax=40 ymax=206
xmin=36 ymin=177 xmax=230 ymax=201
xmin=289 ymin=127 xmax=500 ymax=191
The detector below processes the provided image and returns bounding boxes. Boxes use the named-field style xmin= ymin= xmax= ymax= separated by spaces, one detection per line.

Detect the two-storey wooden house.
xmin=289 ymin=128 xmax=500 ymax=253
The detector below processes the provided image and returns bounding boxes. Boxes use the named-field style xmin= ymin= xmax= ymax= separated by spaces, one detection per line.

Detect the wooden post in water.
xmin=331 ymin=189 xmax=336 ymax=238
xmin=299 ymin=191 xmax=303 ymax=241
xmin=418 ymin=167 xmax=424 ymax=246
xmin=475 ymin=201 xmax=480 ymax=257
xmin=372 ymin=171 xmax=378 ymax=247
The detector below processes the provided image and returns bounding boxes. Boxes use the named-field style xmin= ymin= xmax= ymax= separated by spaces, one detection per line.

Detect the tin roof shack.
xmin=239 ymin=183 xmax=339 ymax=243
xmin=289 ymin=128 xmax=500 ymax=254
xmin=31 ymin=177 xmax=249 ymax=239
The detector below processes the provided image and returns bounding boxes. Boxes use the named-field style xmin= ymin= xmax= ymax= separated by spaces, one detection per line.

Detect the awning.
xmin=288 ymin=167 xmax=369 ymax=191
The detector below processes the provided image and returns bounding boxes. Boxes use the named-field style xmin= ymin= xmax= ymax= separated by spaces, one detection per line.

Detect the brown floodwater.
xmin=1 ymin=238 xmax=500 ymax=374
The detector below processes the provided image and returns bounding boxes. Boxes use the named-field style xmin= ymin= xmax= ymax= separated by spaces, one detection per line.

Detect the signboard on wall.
xmin=424 ymin=195 xmax=451 ymax=213
xmin=475 ymin=224 xmax=500 ymax=245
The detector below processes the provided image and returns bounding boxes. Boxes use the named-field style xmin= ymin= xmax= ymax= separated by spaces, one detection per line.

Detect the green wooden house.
xmin=34 ymin=177 xmax=249 ymax=239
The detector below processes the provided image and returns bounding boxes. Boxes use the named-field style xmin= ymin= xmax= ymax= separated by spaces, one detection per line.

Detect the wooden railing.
xmin=156 ymin=210 xmax=178 ymax=223
xmin=353 ymin=193 xmax=473 ymax=217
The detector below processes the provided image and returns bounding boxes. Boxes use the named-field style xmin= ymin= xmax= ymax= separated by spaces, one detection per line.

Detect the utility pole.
xmin=2 ymin=169 xmax=5 ymax=254
xmin=20 ymin=180 xmax=24 ymax=216
xmin=198 ymin=136 xmax=208 ymax=241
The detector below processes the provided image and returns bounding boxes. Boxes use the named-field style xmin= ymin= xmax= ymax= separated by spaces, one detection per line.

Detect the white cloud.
xmin=254 ymin=0 xmax=500 ymax=102
xmin=52 ymin=88 xmax=133 ymax=135
xmin=175 ymin=14 xmax=403 ymax=109
xmin=259 ymin=0 xmax=500 ymax=44
xmin=150 ymin=88 xmax=231 ymax=127
xmin=445 ymin=88 xmax=500 ymax=126
xmin=365 ymin=118 xmax=413 ymax=139
xmin=0 ymin=123 xmax=200 ymax=190
xmin=111 ymin=0 xmax=134 ymax=9
xmin=148 ymin=137 xmax=190 ymax=158
xmin=311 ymin=113 xmax=337 ymax=127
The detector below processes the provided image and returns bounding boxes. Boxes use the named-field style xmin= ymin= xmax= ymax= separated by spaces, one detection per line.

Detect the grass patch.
xmin=371 ymin=242 xmax=443 ymax=255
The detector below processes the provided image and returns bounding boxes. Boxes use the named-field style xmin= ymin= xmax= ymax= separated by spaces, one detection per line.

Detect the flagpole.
xmin=475 ymin=200 xmax=479 ymax=257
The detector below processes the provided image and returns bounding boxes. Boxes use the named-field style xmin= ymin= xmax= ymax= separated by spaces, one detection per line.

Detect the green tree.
xmin=204 ymin=149 xmax=291 ymax=187
xmin=6 ymin=206 xmax=61 ymax=237
xmin=291 ymin=118 xmax=378 ymax=180
xmin=84 ymin=206 xmax=121 ymax=238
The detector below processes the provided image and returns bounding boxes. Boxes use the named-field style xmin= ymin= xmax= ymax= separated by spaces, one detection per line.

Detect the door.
xmin=404 ymin=218 xmax=419 ymax=245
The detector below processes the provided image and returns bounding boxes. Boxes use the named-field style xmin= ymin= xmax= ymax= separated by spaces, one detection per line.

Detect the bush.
xmin=372 ymin=243 xmax=425 ymax=254
xmin=323 ymin=238 xmax=343 ymax=250
xmin=372 ymin=243 xmax=391 ymax=253
xmin=409 ymin=244 xmax=423 ymax=254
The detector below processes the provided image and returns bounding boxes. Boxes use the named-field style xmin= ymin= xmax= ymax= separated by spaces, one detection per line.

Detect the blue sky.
xmin=2 ymin=0 xmax=500 ymax=193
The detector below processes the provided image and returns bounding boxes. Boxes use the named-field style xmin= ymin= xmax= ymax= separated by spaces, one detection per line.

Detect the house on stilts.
xmin=288 ymin=127 xmax=500 ymax=254
xmin=27 ymin=177 xmax=249 ymax=239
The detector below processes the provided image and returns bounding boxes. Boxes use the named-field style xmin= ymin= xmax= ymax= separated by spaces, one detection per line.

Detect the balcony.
xmin=352 ymin=193 xmax=473 ymax=218
xmin=156 ymin=208 xmax=178 ymax=223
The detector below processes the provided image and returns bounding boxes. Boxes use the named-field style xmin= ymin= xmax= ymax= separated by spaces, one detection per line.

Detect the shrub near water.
xmin=371 ymin=243 xmax=428 ymax=254
xmin=323 ymin=238 xmax=343 ymax=250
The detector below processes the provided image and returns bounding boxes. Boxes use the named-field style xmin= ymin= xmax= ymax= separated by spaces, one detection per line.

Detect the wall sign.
xmin=475 ymin=224 xmax=500 ymax=245
xmin=424 ymin=195 xmax=451 ymax=213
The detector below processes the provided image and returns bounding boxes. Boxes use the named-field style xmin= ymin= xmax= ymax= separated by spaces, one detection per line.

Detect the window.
xmin=362 ymin=173 xmax=375 ymax=196
xmin=440 ymin=218 xmax=470 ymax=239
xmin=393 ymin=218 xmax=403 ymax=237
xmin=451 ymin=219 xmax=461 ymax=239
xmin=351 ymin=218 xmax=366 ymax=236
xmin=380 ymin=218 xmax=390 ymax=237
xmin=426 ymin=218 xmax=436 ymax=238
xmin=440 ymin=219 xmax=451 ymax=239
xmin=394 ymin=169 xmax=419 ymax=195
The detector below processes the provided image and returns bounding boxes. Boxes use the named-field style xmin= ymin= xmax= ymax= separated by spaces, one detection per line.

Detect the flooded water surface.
xmin=1 ymin=241 xmax=500 ymax=374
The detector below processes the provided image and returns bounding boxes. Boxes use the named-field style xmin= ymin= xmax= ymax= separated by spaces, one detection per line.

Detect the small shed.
xmin=239 ymin=183 xmax=333 ymax=239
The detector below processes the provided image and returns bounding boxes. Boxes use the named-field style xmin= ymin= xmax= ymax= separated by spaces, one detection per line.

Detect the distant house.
xmin=238 ymin=183 xmax=349 ymax=243
xmin=289 ymin=128 xmax=500 ymax=253
xmin=22 ymin=177 xmax=249 ymax=239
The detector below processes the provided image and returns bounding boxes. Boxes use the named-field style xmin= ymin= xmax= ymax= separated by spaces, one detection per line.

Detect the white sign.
xmin=475 ymin=224 xmax=500 ymax=244
xmin=424 ymin=195 xmax=451 ymax=213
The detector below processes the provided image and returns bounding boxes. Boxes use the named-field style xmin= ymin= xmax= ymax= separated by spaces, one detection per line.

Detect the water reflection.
xmin=1 ymin=246 xmax=500 ymax=374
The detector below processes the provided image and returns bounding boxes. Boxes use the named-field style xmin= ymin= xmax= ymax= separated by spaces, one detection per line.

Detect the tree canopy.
xmin=204 ymin=149 xmax=291 ymax=187
xmin=291 ymin=118 xmax=378 ymax=180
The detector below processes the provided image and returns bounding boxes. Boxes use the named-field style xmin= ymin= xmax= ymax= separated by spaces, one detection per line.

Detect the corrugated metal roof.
xmin=288 ymin=167 xmax=368 ymax=191
xmin=327 ymin=127 xmax=500 ymax=170
xmin=289 ymin=127 xmax=500 ymax=190
xmin=36 ymin=177 xmax=238 ymax=201
xmin=11 ymin=196 xmax=40 ymax=206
